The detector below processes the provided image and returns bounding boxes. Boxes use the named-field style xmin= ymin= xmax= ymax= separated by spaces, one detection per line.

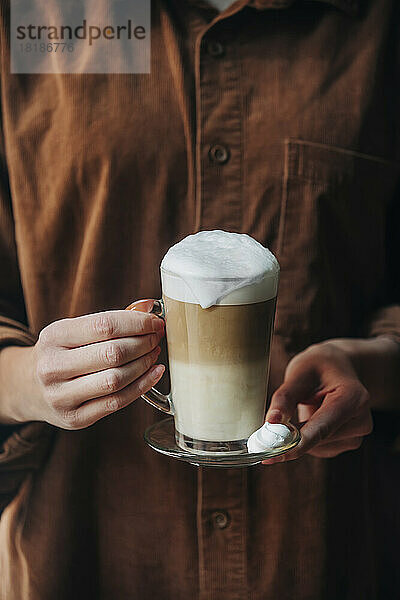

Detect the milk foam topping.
xmin=160 ymin=230 xmax=280 ymax=308
xmin=247 ymin=422 xmax=292 ymax=453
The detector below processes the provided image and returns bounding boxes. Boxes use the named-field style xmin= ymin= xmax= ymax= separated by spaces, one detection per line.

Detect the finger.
xmin=57 ymin=346 xmax=162 ymax=407
xmin=294 ymin=400 xmax=372 ymax=436
xmin=62 ymin=364 xmax=166 ymax=429
xmin=318 ymin=411 xmax=373 ymax=442
xmin=266 ymin=374 xmax=319 ymax=424
xmin=57 ymin=332 xmax=164 ymax=379
xmin=294 ymin=395 xmax=371 ymax=441
xmin=307 ymin=437 xmax=364 ymax=458
xmin=297 ymin=403 xmax=319 ymax=423
xmin=288 ymin=388 xmax=360 ymax=456
xmin=42 ymin=310 xmax=164 ymax=348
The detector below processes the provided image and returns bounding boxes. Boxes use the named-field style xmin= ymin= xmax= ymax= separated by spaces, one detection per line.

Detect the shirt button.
xmin=208 ymin=144 xmax=230 ymax=165
xmin=207 ymin=40 xmax=225 ymax=57
xmin=211 ymin=511 xmax=230 ymax=529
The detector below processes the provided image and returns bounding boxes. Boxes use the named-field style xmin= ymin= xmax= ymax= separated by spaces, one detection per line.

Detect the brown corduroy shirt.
xmin=1 ymin=0 xmax=400 ymax=598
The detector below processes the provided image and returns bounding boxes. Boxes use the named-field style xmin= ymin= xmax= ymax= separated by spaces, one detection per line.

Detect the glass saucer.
xmin=144 ymin=417 xmax=301 ymax=468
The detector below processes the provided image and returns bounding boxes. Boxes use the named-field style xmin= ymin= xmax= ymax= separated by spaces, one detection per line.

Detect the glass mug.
xmin=129 ymin=266 xmax=279 ymax=455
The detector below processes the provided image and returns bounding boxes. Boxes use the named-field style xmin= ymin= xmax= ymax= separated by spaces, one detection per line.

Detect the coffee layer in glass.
xmin=163 ymin=294 xmax=276 ymax=452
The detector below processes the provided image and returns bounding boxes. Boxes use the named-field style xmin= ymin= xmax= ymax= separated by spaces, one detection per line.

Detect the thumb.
xmin=266 ymin=358 xmax=319 ymax=424
xmin=266 ymin=383 xmax=300 ymax=424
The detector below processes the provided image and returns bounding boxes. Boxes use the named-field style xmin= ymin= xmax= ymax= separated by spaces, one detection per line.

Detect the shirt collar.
xmin=249 ymin=0 xmax=359 ymax=15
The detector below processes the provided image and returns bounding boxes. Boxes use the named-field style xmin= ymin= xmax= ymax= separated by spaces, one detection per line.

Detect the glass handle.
xmin=125 ymin=298 xmax=173 ymax=415
xmin=150 ymin=299 xmax=165 ymax=318
xmin=141 ymin=386 xmax=173 ymax=414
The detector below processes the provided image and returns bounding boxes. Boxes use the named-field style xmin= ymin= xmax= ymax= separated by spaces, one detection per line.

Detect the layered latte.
xmin=160 ymin=230 xmax=280 ymax=452
xmin=164 ymin=295 xmax=276 ymax=442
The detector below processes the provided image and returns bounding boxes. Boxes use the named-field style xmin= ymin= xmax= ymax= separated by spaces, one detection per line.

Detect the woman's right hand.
xmin=0 ymin=306 xmax=165 ymax=429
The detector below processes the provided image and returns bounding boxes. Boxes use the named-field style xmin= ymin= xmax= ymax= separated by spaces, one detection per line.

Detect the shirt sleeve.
xmin=366 ymin=184 xmax=400 ymax=343
xmin=0 ymin=107 xmax=53 ymax=513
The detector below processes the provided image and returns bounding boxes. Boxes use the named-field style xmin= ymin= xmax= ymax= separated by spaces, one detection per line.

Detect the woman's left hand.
xmin=263 ymin=341 xmax=374 ymax=463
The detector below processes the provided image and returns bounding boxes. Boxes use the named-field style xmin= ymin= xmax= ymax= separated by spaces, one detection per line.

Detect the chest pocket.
xmin=274 ymin=138 xmax=400 ymax=353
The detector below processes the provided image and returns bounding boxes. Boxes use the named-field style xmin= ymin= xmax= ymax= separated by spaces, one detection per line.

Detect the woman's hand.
xmin=0 ymin=303 xmax=165 ymax=429
xmin=263 ymin=341 xmax=375 ymax=463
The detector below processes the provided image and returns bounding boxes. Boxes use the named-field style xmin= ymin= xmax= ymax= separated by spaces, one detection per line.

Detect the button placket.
xmin=197 ymin=468 xmax=248 ymax=600
xmin=194 ymin=25 xmax=243 ymax=232
xmin=193 ymin=15 xmax=247 ymax=600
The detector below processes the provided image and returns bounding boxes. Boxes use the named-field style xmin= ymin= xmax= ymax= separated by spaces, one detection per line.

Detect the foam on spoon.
xmin=161 ymin=230 xmax=280 ymax=308
xmin=247 ymin=422 xmax=292 ymax=453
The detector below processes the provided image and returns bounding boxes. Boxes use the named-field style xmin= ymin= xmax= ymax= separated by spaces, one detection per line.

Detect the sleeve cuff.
xmin=366 ymin=304 xmax=400 ymax=344
xmin=0 ymin=315 xmax=37 ymax=349
xmin=0 ymin=421 xmax=54 ymax=513
xmin=0 ymin=317 xmax=51 ymax=512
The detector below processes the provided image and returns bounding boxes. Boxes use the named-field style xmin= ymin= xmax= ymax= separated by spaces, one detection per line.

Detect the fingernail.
xmin=126 ymin=299 xmax=155 ymax=312
xmin=153 ymin=345 xmax=161 ymax=357
xmin=266 ymin=409 xmax=282 ymax=423
xmin=152 ymin=364 xmax=165 ymax=378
